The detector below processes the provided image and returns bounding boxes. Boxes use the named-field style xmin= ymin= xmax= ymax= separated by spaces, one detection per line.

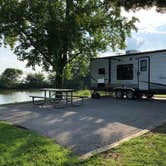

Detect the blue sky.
xmin=0 ymin=7 xmax=166 ymax=74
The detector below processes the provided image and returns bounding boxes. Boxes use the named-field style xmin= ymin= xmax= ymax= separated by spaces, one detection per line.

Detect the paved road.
xmin=0 ymin=97 xmax=166 ymax=155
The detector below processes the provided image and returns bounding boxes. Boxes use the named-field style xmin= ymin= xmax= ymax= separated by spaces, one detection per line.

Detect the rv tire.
xmin=126 ymin=90 xmax=135 ymax=100
xmin=135 ymin=93 xmax=143 ymax=99
xmin=114 ymin=90 xmax=124 ymax=99
xmin=145 ymin=94 xmax=154 ymax=98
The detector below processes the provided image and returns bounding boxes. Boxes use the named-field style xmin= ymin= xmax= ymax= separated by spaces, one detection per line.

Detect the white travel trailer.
xmin=90 ymin=49 xmax=166 ymax=99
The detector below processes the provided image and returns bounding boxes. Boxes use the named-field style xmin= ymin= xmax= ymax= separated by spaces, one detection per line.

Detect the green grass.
xmin=83 ymin=124 xmax=166 ymax=166
xmin=155 ymin=94 xmax=166 ymax=98
xmin=74 ymin=89 xmax=91 ymax=97
xmin=0 ymin=122 xmax=78 ymax=166
xmin=0 ymin=121 xmax=166 ymax=166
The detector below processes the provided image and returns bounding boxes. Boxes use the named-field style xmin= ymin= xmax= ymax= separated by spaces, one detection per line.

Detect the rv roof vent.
xmin=126 ymin=50 xmax=139 ymax=54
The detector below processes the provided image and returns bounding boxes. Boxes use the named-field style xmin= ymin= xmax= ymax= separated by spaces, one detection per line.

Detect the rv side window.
xmin=98 ymin=68 xmax=105 ymax=75
xmin=140 ymin=60 xmax=147 ymax=71
xmin=117 ymin=64 xmax=133 ymax=80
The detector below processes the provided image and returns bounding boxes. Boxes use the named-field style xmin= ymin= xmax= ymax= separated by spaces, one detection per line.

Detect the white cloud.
xmin=126 ymin=31 xmax=166 ymax=52
xmin=122 ymin=7 xmax=166 ymax=34
xmin=121 ymin=7 xmax=166 ymax=52
xmin=0 ymin=47 xmax=42 ymax=75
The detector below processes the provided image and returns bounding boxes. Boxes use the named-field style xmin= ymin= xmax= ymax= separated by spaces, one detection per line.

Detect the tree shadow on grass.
xmin=0 ymin=122 xmax=79 ymax=166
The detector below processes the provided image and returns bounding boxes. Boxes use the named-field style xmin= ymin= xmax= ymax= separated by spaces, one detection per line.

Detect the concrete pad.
xmin=0 ymin=97 xmax=166 ymax=156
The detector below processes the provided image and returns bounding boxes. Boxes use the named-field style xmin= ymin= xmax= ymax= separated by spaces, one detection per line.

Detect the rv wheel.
xmin=135 ymin=93 xmax=143 ymax=99
xmin=115 ymin=90 xmax=124 ymax=99
xmin=126 ymin=90 xmax=135 ymax=100
xmin=145 ymin=94 xmax=154 ymax=98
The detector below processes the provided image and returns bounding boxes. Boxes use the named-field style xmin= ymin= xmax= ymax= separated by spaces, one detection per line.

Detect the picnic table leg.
xmin=54 ymin=92 xmax=56 ymax=100
xmin=44 ymin=90 xmax=47 ymax=102
xmin=71 ymin=92 xmax=73 ymax=105
xmin=32 ymin=97 xmax=35 ymax=104
xmin=65 ymin=92 xmax=68 ymax=104
xmin=82 ymin=97 xmax=84 ymax=104
xmin=49 ymin=91 xmax=51 ymax=102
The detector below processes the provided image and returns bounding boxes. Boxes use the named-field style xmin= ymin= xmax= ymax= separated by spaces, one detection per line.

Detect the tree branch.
xmin=20 ymin=30 xmax=55 ymax=67
xmin=66 ymin=51 xmax=83 ymax=64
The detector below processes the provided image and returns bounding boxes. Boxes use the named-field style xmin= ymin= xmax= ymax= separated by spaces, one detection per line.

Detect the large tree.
xmin=0 ymin=0 xmax=138 ymax=88
xmin=109 ymin=0 xmax=166 ymax=12
xmin=0 ymin=68 xmax=23 ymax=88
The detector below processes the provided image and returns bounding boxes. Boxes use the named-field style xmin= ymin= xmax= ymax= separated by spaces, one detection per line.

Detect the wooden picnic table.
xmin=30 ymin=88 xmax=87 ymax=107
xmin=40 ymin=88 xmax=76 ymax=105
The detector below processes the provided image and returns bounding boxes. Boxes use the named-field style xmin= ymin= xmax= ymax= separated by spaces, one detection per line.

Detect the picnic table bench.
xmin=30 ymin=96 xmax=45 ymax=105
xmin=72 ymin=95 xmax=88 ymax=104
xmin=29 ymin=96 xmax=62 ymax=105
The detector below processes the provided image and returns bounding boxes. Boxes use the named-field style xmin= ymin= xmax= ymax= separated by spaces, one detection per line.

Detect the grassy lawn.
xmin=74 ymin=89 xmax=91 ymax=97
xmin=0 ymin=121 xmax=166 ymax=166
xmin=0 ymin=122 xmax=78 ymax=166
xmin=155 ymin=94 xmax=166 ymax=98
xmin=84 ymin=124 xmax=166 ymax=166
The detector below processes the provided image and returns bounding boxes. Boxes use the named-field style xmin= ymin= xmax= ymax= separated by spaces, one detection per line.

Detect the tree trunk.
xmin=55 ymin=72 xmax=63 ymax=89
xmin=54 ymin=0 xmax=72 ymax=89
xmin=55 ymin=63 xmax=64 ymax=89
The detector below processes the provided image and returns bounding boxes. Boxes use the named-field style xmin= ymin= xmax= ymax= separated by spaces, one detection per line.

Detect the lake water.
xmin=0 ymin=89 xmax=43 ymax=105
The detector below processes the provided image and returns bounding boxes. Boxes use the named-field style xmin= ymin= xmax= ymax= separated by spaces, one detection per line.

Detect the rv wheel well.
xmin=113 ymin=87 xmax=135 ymax=92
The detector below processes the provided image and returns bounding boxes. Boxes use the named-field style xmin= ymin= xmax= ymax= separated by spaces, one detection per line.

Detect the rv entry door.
xmin=138 ymin=57 xmax=150 ymax=90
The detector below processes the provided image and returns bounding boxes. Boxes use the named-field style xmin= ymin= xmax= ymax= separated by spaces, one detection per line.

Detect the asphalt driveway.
xmin=0 ymin=97 xmax=166 ymax=156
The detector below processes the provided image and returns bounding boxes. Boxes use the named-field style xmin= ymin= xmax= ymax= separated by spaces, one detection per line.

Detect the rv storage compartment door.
xmin=138 ymin=57 xmax=150 ymax=90
xmin=90 ymin=58 xmax=109 ymax=89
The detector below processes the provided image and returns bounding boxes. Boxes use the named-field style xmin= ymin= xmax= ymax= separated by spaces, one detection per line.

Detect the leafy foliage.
xmin=25 ymin=73 xmax=45 ymax=88
xmin=64 ymin=74 xmax=90 ymax=89
xmin=0 ymin=68 xmax=23 ymax=88
xmin=47 ymin=72 xmax=56 ymax=86
xmin=108 ymin=0 xmax=166 ymax=13
xmin=0 ymin=0 xmax=137 ymax=87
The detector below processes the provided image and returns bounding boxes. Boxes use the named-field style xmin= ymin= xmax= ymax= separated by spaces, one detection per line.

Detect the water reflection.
xmin=0 ymin=89 xmax=43 ymax=105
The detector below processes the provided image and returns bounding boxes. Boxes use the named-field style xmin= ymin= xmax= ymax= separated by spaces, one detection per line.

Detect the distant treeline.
xmin=0 ymin=68 xmax=90 ymax=90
